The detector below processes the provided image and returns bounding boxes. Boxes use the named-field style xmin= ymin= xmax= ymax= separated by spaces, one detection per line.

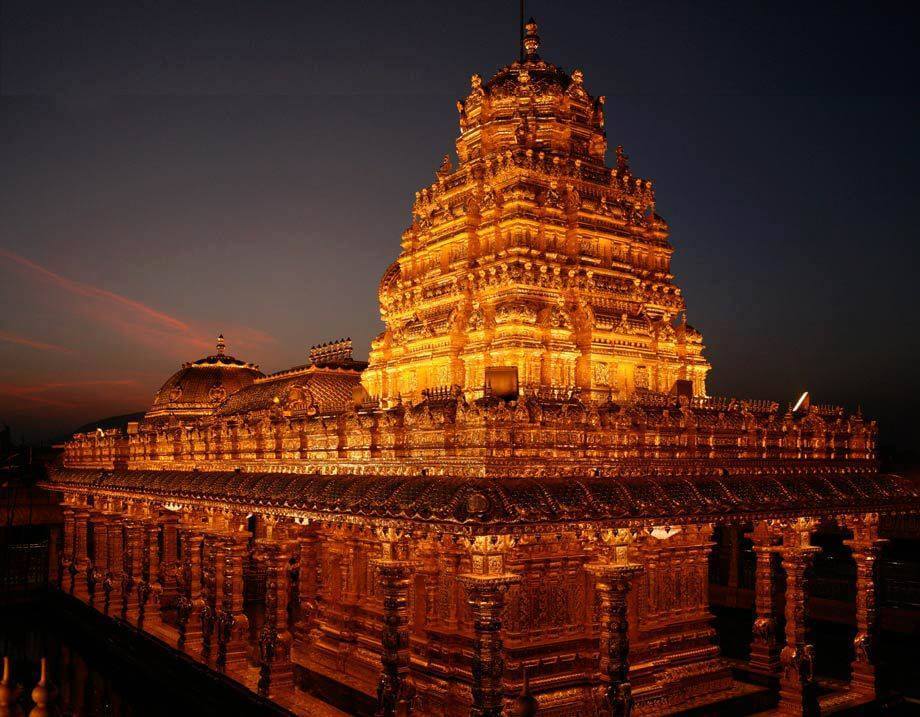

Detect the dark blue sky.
xmin=1 ymin=1 xmax=918 ymax=457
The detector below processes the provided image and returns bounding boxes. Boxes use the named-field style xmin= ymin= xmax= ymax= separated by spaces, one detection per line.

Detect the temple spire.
xmin=216 ymin=333 xmax=226 ymax=356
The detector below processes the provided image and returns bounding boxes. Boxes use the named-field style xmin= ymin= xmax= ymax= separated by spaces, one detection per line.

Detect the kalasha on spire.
xmin=363 ymin=18 xmax=706 ymax=407
xmin=523 ymin=17 xmax=540 ymax=61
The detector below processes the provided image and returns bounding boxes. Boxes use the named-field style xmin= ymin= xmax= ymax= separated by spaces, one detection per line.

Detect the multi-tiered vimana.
xmin=43 ymin=20 xmax=917 ymax=717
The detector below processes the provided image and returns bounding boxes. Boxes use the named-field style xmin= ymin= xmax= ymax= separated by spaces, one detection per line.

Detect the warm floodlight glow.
xmin=651 ymin=526 xmax=682 ymax=540
xmin=793 ymin=391 xmax=809 ymax=412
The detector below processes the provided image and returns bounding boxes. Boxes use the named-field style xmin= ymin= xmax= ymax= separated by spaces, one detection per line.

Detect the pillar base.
xmin=849 ymin=660 xmax=877 ymax=700
xmin=72 ymin=563 xmax=90 ymax=601
xmin=749 ymin=640 xmax=781 ymax=683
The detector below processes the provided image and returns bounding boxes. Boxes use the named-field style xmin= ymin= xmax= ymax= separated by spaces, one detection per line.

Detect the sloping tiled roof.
xmin=216 ymin=368 xmax=361 ymax=416
xmin=44 ymin=466 xmax=918 ymax=531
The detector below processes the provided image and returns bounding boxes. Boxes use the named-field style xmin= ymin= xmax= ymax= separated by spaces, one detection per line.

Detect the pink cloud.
xmin=0 ymin=249 xmax=274 ymax=360
xmin=0 ymin=248 xmax=189 ymax=331
xmin=0 ymin=379 xmax=142 ymax=408
xmin=0 ymin=330 xmax=73 ymax=354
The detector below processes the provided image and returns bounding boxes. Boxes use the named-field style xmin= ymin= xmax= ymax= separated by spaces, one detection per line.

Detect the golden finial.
xmin=216 ymin=334 xmax=226 ymax=356
xmin=523 ymin=17 xmax=540 ymax=61
xmin=0 ymin=656 xmax=22 ymax=717
xmin=28 ymin=658 xmax=53 ymax=717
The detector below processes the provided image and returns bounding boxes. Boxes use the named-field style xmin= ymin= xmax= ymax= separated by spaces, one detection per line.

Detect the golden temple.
xmin=41 ymin=18 xmax=918 ymax=717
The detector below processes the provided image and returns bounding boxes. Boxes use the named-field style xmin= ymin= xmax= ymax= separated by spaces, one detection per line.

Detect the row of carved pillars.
xmin=60 ymin=508 xmax=884 ymax=717
xmin=746 ymin=515 xmax=885 ymax=715
xmin=56 ymin=510 xmax=689 ymax=717
xmin=58 ymin=504 xmax=299 ymax=698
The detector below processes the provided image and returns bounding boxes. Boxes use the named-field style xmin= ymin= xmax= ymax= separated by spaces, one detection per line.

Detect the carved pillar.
xmin=778 ymin=522 xmax=820 ymax=717
xmin=342 ymin=538 xmax=359 ymax=603
xmin=140 ymin=519 xmax=163 ymax=628
xmin=444 ymin=549 xmax=462 ymax=631
xmin=90 ymin=512 xmax=109 ymax=611
xmin=61 ymin=507 xmax=75 ymax=591
xmin=199 ymin=532 xmax=221 ymax=662
xmin=123 ymin=519 xmax=145 ymax=623
xmin=457 ymin=573 xmax=520 ymax=717
xmin=295 ymin=527 xmax=321 ymax=643
xmin=844 ymin=514 xmax=886 ymax=700
xmin=371 ymin=558 xmax=416 ymax=717
xmin=72 ymin=509 xmax=90 ymax=600
xmin=216 ymin=531 xmax=250 ymax=670
xmin=106 ymin=514 xmax=125 ymax=615
xmin=257 ymin=538 xmax=297 ymax=696
xmin=160 ymin=514 xmax=180 ymax=608
xmin=93 ymin=513 xmax=111 ymax=615
xmin=749 ymin=522 xmax=782 ymax=679
xmin=727 ymin=526 xmax=740 ymax=588
xmin=177 ymin=528 xmax=205 ymax=652
xmin=48 ymin=525 xmax=61 ymax=590
xmin=586 ymin=562 xmax=643 ymax=717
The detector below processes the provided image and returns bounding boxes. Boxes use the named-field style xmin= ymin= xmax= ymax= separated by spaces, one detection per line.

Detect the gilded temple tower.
xmin=363 ymin=20 xmax=710 ymax=405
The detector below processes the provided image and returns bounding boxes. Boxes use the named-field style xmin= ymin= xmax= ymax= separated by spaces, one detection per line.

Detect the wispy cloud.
xmin=0 ymin=329 xmax=73 ymax=354
xmin=0 ymin=248 xmax=273 ymax=359
xmin=0 ymin=248 xmax=189 ymax=331
xmin=0 ymin=379 xmax=141 ymax=408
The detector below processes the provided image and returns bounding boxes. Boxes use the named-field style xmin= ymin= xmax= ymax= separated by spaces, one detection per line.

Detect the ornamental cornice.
xmin=40 ymin=467 xmax=918 ymax=538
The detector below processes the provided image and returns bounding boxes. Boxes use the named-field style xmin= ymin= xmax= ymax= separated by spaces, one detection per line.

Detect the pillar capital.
xmin=584 ymin=561 xmax=643 ymax=583
xmin=780 ymin=517 xmax=819 ymax=547
xmin=370 ymin=557 xmax=419 ymax=574
xmin=456 ymin=571 xmax=520 ymax=592
xmin=747 ymin=519 xmax=783 ymax=547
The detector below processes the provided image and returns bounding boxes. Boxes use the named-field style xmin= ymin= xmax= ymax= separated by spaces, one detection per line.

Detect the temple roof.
xmin=216 ymin=338 xmax=366 ymax=417
xmin=45 ymin=466 xmax=918 ymax=532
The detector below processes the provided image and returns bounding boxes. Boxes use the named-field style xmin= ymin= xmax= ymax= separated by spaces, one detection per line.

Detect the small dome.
xmin=145 ymin=335 xmax=263 ymax=422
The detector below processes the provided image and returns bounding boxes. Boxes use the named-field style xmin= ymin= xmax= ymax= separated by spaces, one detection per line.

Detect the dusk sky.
xmin=2 ymin=1 xmax=918 ymax=455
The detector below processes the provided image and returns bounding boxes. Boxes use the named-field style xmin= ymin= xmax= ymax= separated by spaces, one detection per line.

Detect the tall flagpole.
xmin=520 ymin=0 xmax=525 ymax=62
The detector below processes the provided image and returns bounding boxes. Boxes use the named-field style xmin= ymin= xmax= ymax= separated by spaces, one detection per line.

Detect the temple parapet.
xmin=61 ymin=391 xmax=877 ymax=473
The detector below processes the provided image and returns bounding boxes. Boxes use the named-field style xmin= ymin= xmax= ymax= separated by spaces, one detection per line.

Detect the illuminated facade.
xmin=43 ymin=20 xmax=918 ymax=717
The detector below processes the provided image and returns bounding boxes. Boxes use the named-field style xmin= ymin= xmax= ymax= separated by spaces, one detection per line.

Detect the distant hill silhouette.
xmin=60 ymin=412 xmax=147 ymax=442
